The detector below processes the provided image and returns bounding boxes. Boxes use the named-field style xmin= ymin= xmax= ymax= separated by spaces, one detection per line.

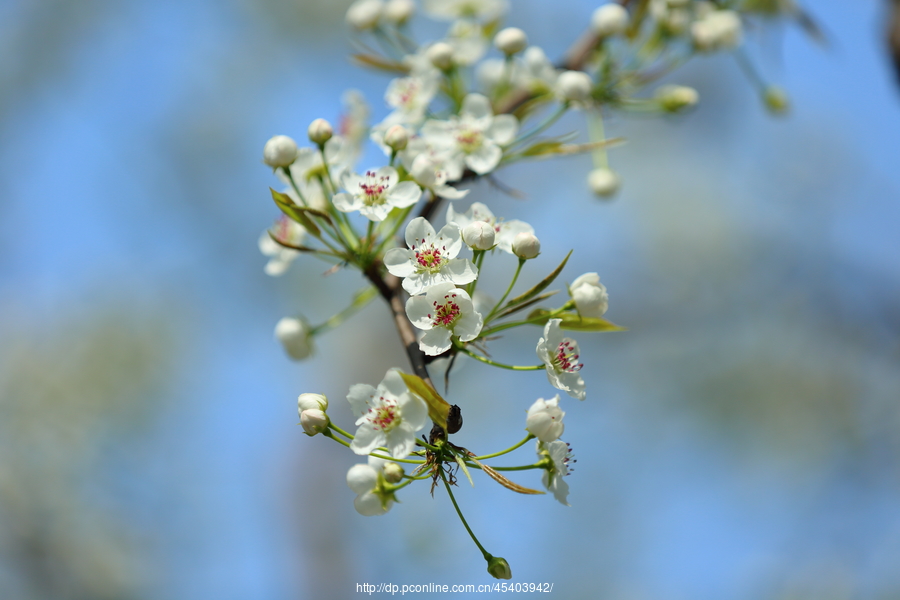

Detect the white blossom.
xmin=591 ymin=4 xmax=629 ymax=38
xmin=384 ymin=217 xmax=477 ymax=294
xmin=538 ymin=440 xmax=574 ymax=506
xmin=347 ymin=369 xmax=428 ymax=458
xmin=383 ymin=0 xmax=414 ymax=25
xmin=656 ymin=84 xmax=699 ymax=112
xmin=512 ymin=232 xmax=541 ymax=259
xmin=569 ymin=273 xmax=609 ymax=318
xmin=691 ymin=10 xmax=742 ymax=52
xmin=347 ymin=456 xmax=396 ymax=516
xmin=587 ymin=167 xmax=621 ymax=198
xmin=384 ymin=73 xmax=440 ymax=125
xmin=297 ymin=393 xmax=328 ymax=412
xmin=275 ymin=317 xmax=314 ymax=360
xmin=422 ymin=0 xmax=508 ymax=22
xmin=462 ymin=221 xmax=495 ymax=250
xmin=426 ymin=42 xmax=455 ymax=70
xmin=333 ymin=166 xmax=422 ymax=221
xmin=556 ymin=70 xmax=594 ymax=105
xmin=536 ymin=319 xmax=586 ymax=400
xmin=494 ymin=27 xmax=528 ymax=55
xmin=446 ymin=202 xmax=533 ymax=254
xmin=420 ymin=93 xmax=518 ymax=175
xmin=525 ymin=396 xmax=565 ymax=443
xmin=307 ymin=118 xmax=333 ymax=145
xmin=300 ymin=409 xmax=328 ymax=436
xmin=406 ymin=283 xmax=483 ymax=355
xmin=259 ymin=214 xmax=306 ymax=276
xmin=346 ymin=0 xmax=383 ymax=30
xmin=263 ymin=135 xmax=298 ymax=168
xmin=409 ymin=154 xmax=469 ymax=200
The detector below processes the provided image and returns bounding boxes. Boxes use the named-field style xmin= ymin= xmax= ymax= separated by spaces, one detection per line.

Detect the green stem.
xmin=485 ymin=258 xmax=525 ymax=323
xmin=369 ymin=452 xmax=425 ymax=465
xmin=472 ymin=435 xmax=534 ymax=460
xmin=481 ymin=302 xmax=572 ymax=337
xmin=466 ymin=250 xmax=485 ymax=296
xmin=454 ymin=342 xmax=545 ymax=371
xmin=440 ymin=468 xmax=490 ymax=560
xmin=310 ymin=286 xmax=378 ymax=335
xmin=282 ymin=167 xmax=308 ymax=206
xmin=510 ymin=103 xmax=568 ymax=148
xmin=587 ymin=107 xmax=609 ymax=169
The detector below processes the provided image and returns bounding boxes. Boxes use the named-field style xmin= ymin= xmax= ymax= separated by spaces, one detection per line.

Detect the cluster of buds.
xmin=255 ymin=0 xmax=809 ymax=578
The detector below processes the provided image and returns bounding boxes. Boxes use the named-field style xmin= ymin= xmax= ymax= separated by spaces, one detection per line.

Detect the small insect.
xmin=447 ymin=404 xmax=463 ymax=434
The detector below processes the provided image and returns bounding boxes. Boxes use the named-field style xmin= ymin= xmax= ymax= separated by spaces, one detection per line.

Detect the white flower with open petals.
xmin=537 ymin=440 xmax=574 ymax=506
xmin=259 ymin=214 xmax=306 ymax=276
xmin=421 ymin=94 xmax=518 ymax=176
xmin=333 ymin=167 xmax=422 ymax=221
xmin=384 ymin=217 xmax=477 ymax=294
xmin=525 ymin=396 xmax=565 ymax=443
xmin=536 ymin=319 xmax=586 ymax=401
xmin=385 ymin=73 xmax=440 ymax=125
xmin=422 ymin=0 xmax=508 ymax=21
xmin=346 ymin=455 xmax=396 ymax=516
xmin=406 ymin=283 xmax=483 ymax=356
xmin=347 ymin=369 xmax=428 ymax=458
xmin=409 ymin=154 xmax=469 ymax=200
xmin=446 ymin=202 xmax=533 ymax=254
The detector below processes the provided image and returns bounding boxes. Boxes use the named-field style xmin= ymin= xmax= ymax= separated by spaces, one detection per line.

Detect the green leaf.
xmin=494 ymin=291 xmax=558 ymax=320
xmin=350 ymin=53 xmax=410 ymax=74
xmin=398 ymin=372 xmax=450 ymax=432
xmin=502 ymin=250 xmax=572 ymax=312
xmin=454 ymin=454 xmax=474 ymax=487
xmin=466 ymin=454 xmax=544 ymax=495
xmin=270 ymin=188 xmax=320 ymax=237
xmin=266 ymin=230 xmax=316 ymax=252
xmin=526 ymin=309 xmax=626 ymax=332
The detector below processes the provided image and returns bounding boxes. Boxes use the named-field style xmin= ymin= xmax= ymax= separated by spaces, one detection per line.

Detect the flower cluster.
xmin=255 ymin=0 xmax=808 ymax=579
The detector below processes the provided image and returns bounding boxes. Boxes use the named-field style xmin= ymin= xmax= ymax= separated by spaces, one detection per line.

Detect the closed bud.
xmin=297 ymin=392 xmax=328 ymax=413
xmin=346 ymin=0 xmax=383 ymax=30
xmin=263 ymin=135 xmax=298 ymax=168
xmin=512 ymin=232 xmax=541 ymax=259
xmin=462 ymin=221 xmax=496 ymax=250
xmin=494 ymin=27 xmax=528 ymax=55
xmin=275 ymin=317 xmax=314 ymax=360
xmin=555 ymin=70 xmax=594 ymax=104
xmin=587 ymin=167 xmax=620 ymax=198
xmin=426 ymin=42 xmax=455 ymax=70
xmin=383 ymin=0 xmax=414 ymax=25
xmin=300 ymin=409 xmax=329 ymax=436
xmin=763 ymin=86 xmax=790 ymax=115
xmin=486 ymin=555 xmax=512 ymax=580
xmin=384 ymin=124 xmax=409 ymax=151
xmin=382 ymin=462 xmax=404 ymax=483
xmin=656 ymin=84 xmax=699 ymax=112
xmin=307 ymin=118 xmax=333 ymax=145
xmin=591 ymin=4 xmax=629 ymax=38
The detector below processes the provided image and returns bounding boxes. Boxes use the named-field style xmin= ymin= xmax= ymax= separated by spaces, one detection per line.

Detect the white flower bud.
xmin=655 ymin=84 xmax=699 ymax=112
xmin=346 ymin=0 xmax=383 ymax=30
xmin=691 ymin=10 xmax=742 ymax=52
xmin=525 ymin=396 xmax=565 ymax=443
xmin=297 ymin=393 xmax=328 ymax=413
xmin=591 ymin=4 xmax=629 ymax=38
xmin=275 ymin=317 xmax=314 ymax=360
xmin=307 ymin=118 xmax=333 ymax=145
xmin=382 ymin=462 xmax=404 ymax=483
xmin=426 ymin=42 xmax=455 ymax=70
xmin=462 ymin=221 xmax=496 ymax=250
xmin=512 ymin=232 xmax=541 ymax=259
xmin=300 ymin=409 xmax=329 ymax=436
xmin=587 ymin=167 xmax=621 ymax=198
xmin=555 ymin=70 xmax=594 ymax=104
xmin=384 ymin=124 xmax=409 ymax=151
xmin=493 ymin=27 xmax=528 ymax=55
xmin=383 ymin=0 xmax=414 ymax=25
xmin=569 ymin=272 xmax=609 ymax=318
xmin=263 ymin=135 xmax=298 ymax=168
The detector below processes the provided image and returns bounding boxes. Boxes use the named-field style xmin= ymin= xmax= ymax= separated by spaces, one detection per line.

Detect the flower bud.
xmin=493 ymin=27 xmax=528 ymax=55
xmin=655 ymin=84 xmax=699 ymax=113
xmin=426 ymin=42 xmax=455 ymax=70
xmin=275 ymin=317 xmax=314 ymax=360
xmin=462 ymin=221 xmax=496 ymax=250
xmin=383 ymin=0 xmax=414 ymax=25
xmin=300 ymin=408 xmax=329 ymax=436
xmin=512 ymin=232 xmax=541 ymax=259
xmin=346 ymin=0 xmax=383 ymax=30
xmin=763 ymin=86 xmax=790 ymax=115
xmin=263 ymin=135 xmax=298 ymax=168
xmin=382 ymin=462 xmax=404 ymax=483
xmin=587 ymin=167 xmax=620 ymax=198
xmin=569 ymin=272 xmax=609 ymax=318
xmin=591 ymin=4 xmax=629 ymax=38
xmin=486 ymin=555 xmax=512 ymax=580
xmin=384 ymin=124 xmax=409 ymax=151
xmin=555 ymin=70 xmax=594 ymax=104
xmin=526 ymin=396 xmax=565 ymax=443
xmin=297 ymin=392 xmax=328 ymax=413
xmin=307 ymin=118 xmax=333 ymax=146
xmin=691 ymin=10 xmax=742 ymax=52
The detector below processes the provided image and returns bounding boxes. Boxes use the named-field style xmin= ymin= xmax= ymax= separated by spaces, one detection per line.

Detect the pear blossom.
xmin=477 ymin=46 xmax=558 ymax=97
xmin=691 ymin=10 xmax=742 ymax=52
xmin=300 ymin=409 xmax=328 ymax=436
xmin=445 ymin=19 xmax=489 ymax=66
xmin=446 ymin=201 xmax=533 ymax=254
xmin=462 ymin=221 xmax=495 ymax=250
xmin=422 ymin=0 xmax=508 ymax=21
xmin=384 ymin=217 xmax=477 ymax=294
xmin=591 ymin=4 xmax=629 ymax=38
xmin=347 ymin=456 xmax=397 ymax=516
xmin=512 ymin=232 xmax=541 ymax=259
xmin=409 ymin=154 xmax=468 ymax=200
xmin=333 ymin=166 xmax=422 ymax=221
xmin=406 ymin=283 xmax=483 ymax=356
xmin=263 ymin=135 xmax=298 ymax=168
xmin=307 ymin=118 xmax=333 ymax=145
xmin=537 ymin=440 xmax=575 ymax=506
xmin=383 ymin=0 xmax=414 ymax=25
xmin=556 ymin=70 xmax=594 ymax=105
xmin=347 ymin=369 xmax=428 ymax=458
xmin=426 ymin=42 xmax=455 ymax=70
xmin=384 ymin=124 xmax=409 ymax=151
xmin=346 ymin=0 xmax=383 ymax=30
xmin=278 ymin=136 xmax=352 ymax=198
xmin=655 ymin=84 xmax=699 ymax=112
xmin=384 ymin=73 xmax=440 ymax=125
xmin=494 ymin=27 xmax=528 ymax=55
xmin=525 ymin=395 xmax=565 ymax=443
xmin=587 ymin=167 xmax=621 ymax=198
xmin=420 ymin=94 xmax=518 ymax=176
xmin=337 ymin=89 xmax=371 ymax=163
xmin=569 ymin=273 xmax=609 ymax=318
xmin=536 ymin=319 xmax=586 ymax=400
xmin=259 ymin=214 xmax=306 ymax=276
xmin=275 ymin=317 xmax=314 ymax=360
xmin=297 ymin=393 xmax=328 ymax=413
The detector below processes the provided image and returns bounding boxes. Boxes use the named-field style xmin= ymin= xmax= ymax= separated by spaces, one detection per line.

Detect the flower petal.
xmin=419 ymin=327 xmax=453 ymax=356
xmin=384 ymin=248 xmax=417 ymax=277
xmin=489 ymin=114 xmax=519 ymax=145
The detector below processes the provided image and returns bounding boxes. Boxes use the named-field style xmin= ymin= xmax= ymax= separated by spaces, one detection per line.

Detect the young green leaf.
xmin=270 ymin=188 xmax=320 ymax=237
xmin=398 ymin=372 xmax=451 ymax=432
xmin=526 ymin=309 xmax=626 ymax=332
xmin=502 ymin=250 xmax=572 ymax=312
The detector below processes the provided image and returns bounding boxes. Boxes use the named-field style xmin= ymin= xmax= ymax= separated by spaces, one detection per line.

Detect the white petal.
xmin=333 ymin=192 xmax=360 ymax=213
xmin=461 ymin=93 xmax=493 ymax=120
xmin=405 ymin=295 xmax=435 ymax=329
xmin=435 ymin=223 xmax=463 ymax=257
xmin=488 ymin=114 xmax=519 ymax=145
xmin=454 ymin=310 xmax=483 ymax=342
xmin=465 ymin=143 xmax=502 ymax=175
xmin=354 ymin=491 xmax=392 ymax=516
xmin=347 ymin=383 xmax=378 ymax=417
xmin=350 ymin=424 xmax=383 ymax=455
xmin=385 ymin=428 xmax=416 ymax=459
xmin=379 ymin=369 xmax=409 ymax=399
xmin=405 ymin=216 xmax=437 ymax=249
xmin=444 ymin=258 xmax=478 ymax=286
xmin=388 ymin=180 xmax=422 ymax=208
xmin=419 ymin=327 xmax=453 ymax=356
xmin=359 ymin=203 xmax=391 ymax=221
xmin=398 ymin=392 xmax=428 ymax=432
xmin=384 ymin=248 xmax=417 ymax=277
xmin=347 ymin=464 xmax=378 ymax=494
xmin=434 ymin=183 xmax=469 ymax=200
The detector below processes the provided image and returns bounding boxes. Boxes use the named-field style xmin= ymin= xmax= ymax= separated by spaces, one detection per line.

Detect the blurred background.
xmin=1 ymin=0 xmax=899 ymax=598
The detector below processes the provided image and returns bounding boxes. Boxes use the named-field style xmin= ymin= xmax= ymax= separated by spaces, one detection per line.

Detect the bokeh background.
xmin=2 ymin=1 xmax=899 ymax=598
